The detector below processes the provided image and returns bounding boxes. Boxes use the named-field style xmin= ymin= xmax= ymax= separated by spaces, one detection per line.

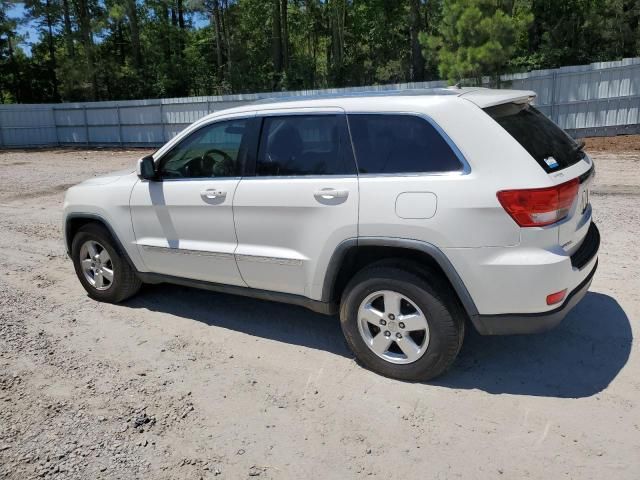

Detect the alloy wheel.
xmin=357 ymin=290 xmax=430 ymax=364
xmin=79 ymin=240 xmax=114 ymax=291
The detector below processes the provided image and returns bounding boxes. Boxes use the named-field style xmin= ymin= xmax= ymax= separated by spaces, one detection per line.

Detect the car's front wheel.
xmin=339 ymin=265 xmax=464 ymax=381
xmin=71 ymin=223 xmax=142 ymax=303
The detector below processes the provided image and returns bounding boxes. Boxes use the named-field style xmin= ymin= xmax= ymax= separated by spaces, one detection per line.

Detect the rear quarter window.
xmin=347 ymin=114 xmax=464 ymax=174
xmin=484 ymin=103 xmax=585 ymax=173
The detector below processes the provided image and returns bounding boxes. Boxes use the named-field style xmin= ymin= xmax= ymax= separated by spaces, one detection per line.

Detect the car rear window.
xmin=485 ymin=103 xmax=585 ymax=173
xmin=347 ymin=114 xmax=463 ymax=174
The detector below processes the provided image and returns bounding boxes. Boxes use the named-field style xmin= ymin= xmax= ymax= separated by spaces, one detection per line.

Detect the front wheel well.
xmin=65 ymin=217 xmax=113 ymax=254
xmin=66 ymin=215 xmax=139 ymax=274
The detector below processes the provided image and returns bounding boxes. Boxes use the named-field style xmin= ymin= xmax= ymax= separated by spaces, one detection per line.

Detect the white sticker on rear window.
xmin=544 ymin=156 xmax=559 ymax=169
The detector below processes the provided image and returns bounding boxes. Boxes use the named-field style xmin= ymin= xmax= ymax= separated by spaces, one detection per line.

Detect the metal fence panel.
xmin=1 ymin=57 xmax=640 ymax=148
xmin=0 ymin=106 xmax=57 ymax=146
xmin=162 ymin=101 xmax=209 ymax=125
xmin=88 ymin=126 xmax=120 ymax=144
xmin=119 ymin=104 xmax=162 ymax=125
xmin=56 ymin=126 xmax=87 ymax=144
xmin=163 ymin=123 xmax=191 ymax=140
xmin=55 ymin=109 xmax=84 ymax=126
xmin=121 ymin=125 xmax=165 ymax=144
xmin=86 ymin=107 xmax=119 ymax=126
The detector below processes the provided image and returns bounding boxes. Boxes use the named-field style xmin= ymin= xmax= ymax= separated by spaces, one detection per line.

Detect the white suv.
xmin=63 ymin=88 xmax=599 ymax=380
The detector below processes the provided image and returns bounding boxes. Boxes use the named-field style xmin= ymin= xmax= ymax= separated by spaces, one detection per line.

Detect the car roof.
xmin=200 ymin=87 xmax=536 ymax=120
xmin=251 ymin=87 xmax=460 ymax=104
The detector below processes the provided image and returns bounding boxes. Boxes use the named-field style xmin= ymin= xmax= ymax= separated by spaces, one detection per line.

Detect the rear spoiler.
xmin=456 ymin=87 xmax=537 ymax=109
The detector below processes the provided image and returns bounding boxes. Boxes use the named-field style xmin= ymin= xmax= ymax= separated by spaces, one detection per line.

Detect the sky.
xmin=6 ymin=1 xmax=210 ymax=57
xmin=7 ymin=2 xmax=36 ymax=55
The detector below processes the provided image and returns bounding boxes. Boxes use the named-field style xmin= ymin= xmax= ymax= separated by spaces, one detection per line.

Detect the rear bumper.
xmin=472 ymin=260 xmax=597 ymax=335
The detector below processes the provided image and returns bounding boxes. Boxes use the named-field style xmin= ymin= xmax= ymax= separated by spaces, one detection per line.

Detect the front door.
xmin=232 ymin=111 xmax=359 ymax=299
xmin=130 ymin=115 xmax=258 ymax=286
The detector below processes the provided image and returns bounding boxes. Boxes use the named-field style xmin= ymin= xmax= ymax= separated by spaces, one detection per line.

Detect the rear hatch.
xmin=483 ymin=100 xmax=594 ymax=256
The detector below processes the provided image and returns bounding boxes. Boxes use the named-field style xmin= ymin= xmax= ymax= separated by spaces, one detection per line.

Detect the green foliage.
xmin=0 ymin=0 xmax=638 ymax=103
xmin=512 ymin=0 xmax=640 ymax=70
xmin=423 ymin=0 xmax=533 ymax=85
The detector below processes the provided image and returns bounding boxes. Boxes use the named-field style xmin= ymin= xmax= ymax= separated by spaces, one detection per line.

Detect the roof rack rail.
xmin=251 ymin=87 xmax=459 ymax=105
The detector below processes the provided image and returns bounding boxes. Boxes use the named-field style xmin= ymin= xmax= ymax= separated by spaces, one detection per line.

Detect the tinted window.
xmin=159 ymin=118 xmax=257 ymax=178
xmin=256 ymin=115 xmax=356 ymax=176
xmin=348 ymin=114 xmax=463 ymax=174
xmin=485 ymin=103 xmax=584 ymax=173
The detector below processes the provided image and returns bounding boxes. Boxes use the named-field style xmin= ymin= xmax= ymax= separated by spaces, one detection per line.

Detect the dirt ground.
xmin=584 ymin=134 xmax=640 ymax=152
xmin=0 ymin=136 xmax=639 ymax=479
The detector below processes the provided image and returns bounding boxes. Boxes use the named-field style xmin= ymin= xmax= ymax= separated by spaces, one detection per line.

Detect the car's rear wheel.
xmin=71 ymin=223 xmax=142 ymax=303
xmin=340 ymin=265 xmax=464 ymax=381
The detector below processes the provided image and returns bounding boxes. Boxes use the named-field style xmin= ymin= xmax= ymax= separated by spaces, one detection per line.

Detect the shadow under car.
xmin=125 ymin=287 xmax=631 ymax=399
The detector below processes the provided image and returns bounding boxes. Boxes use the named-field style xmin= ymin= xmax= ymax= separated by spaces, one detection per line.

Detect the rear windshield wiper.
xmin=571 ymin=139 xmax=586 ymax=159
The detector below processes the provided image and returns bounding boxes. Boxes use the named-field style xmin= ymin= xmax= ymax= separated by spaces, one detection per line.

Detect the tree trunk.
xmin=117 ymin=22 xmax=125 ymax=64
xmin=221 ymin=0 xmax=232 ymax=82
xmin=76 ymin=0 xmax=97 ymax=100
xmin=272 ymin=0 xmax=282 ymax=75
xmin=329 ymin=0 xmax=345 ymax=83
xmin=62 ymin=0 xmax=75 ymax=57
xmin=7 ymin=34 xmax=21 ymax=103
xmin=126 ymin=0 xmax=142 ymax=70
xmin=212 ymin=0 xmax=224 ymax=85
xmin=170 ymin=2 xmax=180 ymax=62
xmin=160 ymin=1 xmax=171 ymax=62
xmin=177 ymin=0 xmax=185 ymax=54
xmin=623 ymin=0 xmax=639 ymax=56
xmin=177 ymin=0 xmax=185 ymax=30
xmin=306 ymin=0 xmax=317 ymax=88
xmin=281 ymin=0 xmax=288 ymax=70
xmin=409 ymin=0 xmax=425 ymax=81
xmin=45 ymin=0 xmax=60 ymax=101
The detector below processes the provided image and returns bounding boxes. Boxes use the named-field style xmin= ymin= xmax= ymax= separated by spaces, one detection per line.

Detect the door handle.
xmin=201 ymin=189 xmax=227 ymax=200
xmin=314 ymin=188 xmax=349 ymax=200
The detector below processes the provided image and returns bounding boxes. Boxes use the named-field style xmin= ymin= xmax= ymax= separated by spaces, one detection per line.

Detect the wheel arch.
xmin=64 ymin=213 xmax=136 ymax=270
xmin=323 ymin=237 xmax=480 ymax=324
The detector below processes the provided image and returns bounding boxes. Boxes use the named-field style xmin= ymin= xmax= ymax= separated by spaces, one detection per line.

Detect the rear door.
xmin=232 ymin=109 xmax=358 ymax=298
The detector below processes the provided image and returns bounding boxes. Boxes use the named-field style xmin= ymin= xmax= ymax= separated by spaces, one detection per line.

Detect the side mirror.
xmin=137 ymin=155 xmax=156 ymax=180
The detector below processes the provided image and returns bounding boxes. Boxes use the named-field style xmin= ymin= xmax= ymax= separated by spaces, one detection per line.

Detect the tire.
xmin=71 ymin=223 xmax=142 ymax=303
xmin=339 ymin=264 xmax=464 ymax=381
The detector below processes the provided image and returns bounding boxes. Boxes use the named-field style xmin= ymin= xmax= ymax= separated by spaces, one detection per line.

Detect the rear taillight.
xmin=497 ymin=178 xmax=579 ymax=227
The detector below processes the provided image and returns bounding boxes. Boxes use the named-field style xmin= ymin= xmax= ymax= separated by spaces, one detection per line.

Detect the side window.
xmin=348 ymin=114 xmax=463 ymax=174
xmin=158 ymin=118 xmax=256 ymax=179
xmin=256 ymin=115 xmax=356 ymax=176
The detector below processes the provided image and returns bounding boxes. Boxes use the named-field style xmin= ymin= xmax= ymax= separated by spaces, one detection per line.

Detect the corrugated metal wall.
xmin=1 ymin=58 xmax=639 ymax=148
xmin=504 ymin=57 xmax=640 ymax=137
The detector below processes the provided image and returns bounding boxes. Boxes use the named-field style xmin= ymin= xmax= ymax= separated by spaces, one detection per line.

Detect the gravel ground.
xmin=0 ymin=140 xmax=638 ymax=479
